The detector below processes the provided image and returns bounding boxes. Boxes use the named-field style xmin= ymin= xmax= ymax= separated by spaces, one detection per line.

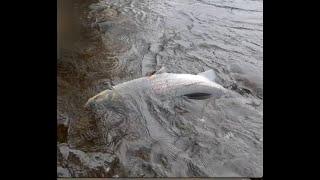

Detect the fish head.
xmin=86 ymin=90 xmax=112 ymax=106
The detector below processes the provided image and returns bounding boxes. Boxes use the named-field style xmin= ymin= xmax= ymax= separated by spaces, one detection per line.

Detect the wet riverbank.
xmin=58 ymin=0 xmax=263 ymax=177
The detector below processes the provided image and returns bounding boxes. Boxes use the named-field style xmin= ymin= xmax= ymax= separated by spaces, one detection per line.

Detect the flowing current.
xmin=57 ymin=0 xmax=263 ymax=177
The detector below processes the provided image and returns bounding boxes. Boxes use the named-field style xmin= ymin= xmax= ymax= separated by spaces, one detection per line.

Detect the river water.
xmin=57 ymin=0 xmax=263 ymax=177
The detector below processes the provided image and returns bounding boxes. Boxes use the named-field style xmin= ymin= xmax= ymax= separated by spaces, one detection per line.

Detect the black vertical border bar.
xmin=57 ymin=0 xmax=61 ymax=60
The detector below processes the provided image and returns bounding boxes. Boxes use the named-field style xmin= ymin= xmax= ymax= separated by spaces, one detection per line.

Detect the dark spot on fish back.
xmin=183 ymin=93 xmax=212 ymax=100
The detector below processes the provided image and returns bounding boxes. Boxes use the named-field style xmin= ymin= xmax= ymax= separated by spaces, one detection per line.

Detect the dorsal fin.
xmin=197 ymin=69 xmax=217 ymax=82
xmin=147 ymin=67 xmax=167 ymax=76
xmin=154 ymin=66 xmax=167 ymax=74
